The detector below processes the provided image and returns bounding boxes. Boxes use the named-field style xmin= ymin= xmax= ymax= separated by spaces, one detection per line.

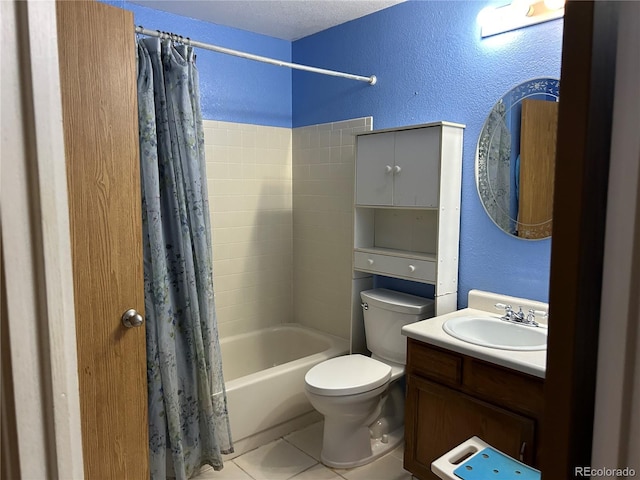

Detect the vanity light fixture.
xmin=479 ymin=0 xmax=565 ymax=38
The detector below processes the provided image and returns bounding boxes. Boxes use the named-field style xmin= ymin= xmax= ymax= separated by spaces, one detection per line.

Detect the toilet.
xmin=304 ymin=288 xmax=435 ymax=468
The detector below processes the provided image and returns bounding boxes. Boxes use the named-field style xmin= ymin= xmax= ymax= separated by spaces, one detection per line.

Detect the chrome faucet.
xmin=495 ymin=303 xmax=545 ymax=327
xmin=495 ymin=303 xmax=525 ymax=323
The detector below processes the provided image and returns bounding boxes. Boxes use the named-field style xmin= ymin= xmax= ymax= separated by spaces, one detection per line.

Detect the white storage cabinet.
xmin=356 ymin=127 xmax=442 ymax=207
xmin=353 ymin=122 xmax=464 ymax=316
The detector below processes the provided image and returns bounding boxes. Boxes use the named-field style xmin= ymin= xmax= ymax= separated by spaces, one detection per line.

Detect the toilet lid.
xmin=305 ymin=354 xmax=391 ymax=396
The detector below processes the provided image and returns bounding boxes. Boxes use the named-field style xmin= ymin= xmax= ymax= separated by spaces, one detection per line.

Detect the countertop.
xmin=402 ymin=306 xmax=547 ymax=379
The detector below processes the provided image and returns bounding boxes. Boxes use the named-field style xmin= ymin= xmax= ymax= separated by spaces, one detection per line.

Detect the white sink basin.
xmin=442 ymin=316 xmax=547 ymax=351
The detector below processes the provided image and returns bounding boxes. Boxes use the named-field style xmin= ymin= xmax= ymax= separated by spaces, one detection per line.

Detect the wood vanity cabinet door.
xmin=405 ymin=375 xmax=536 ymax=480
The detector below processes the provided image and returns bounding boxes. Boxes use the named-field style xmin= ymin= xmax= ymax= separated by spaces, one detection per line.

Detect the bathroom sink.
xmin=442 ymin=316 xmax=547 ymax=351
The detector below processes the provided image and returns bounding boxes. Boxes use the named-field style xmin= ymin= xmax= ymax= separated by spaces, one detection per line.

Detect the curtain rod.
xmin=135 ymin=26 xmax=377 ymax=85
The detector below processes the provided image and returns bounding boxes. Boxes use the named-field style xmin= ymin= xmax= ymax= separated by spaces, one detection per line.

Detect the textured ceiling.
xmin=129 ymin=0 xmax=406 ymax=41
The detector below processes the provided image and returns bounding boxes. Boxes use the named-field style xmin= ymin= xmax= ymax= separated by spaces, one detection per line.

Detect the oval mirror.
xmin=476 ymin=78 xmax=560 ymax=240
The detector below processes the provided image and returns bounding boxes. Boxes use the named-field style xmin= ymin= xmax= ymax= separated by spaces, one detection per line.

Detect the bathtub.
xmin=220 ymin=324 xmax=349 ymax=446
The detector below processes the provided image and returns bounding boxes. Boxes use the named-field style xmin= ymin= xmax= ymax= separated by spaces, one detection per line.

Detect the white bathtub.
xmin=220 ymin=324 xmax=349 ymax=445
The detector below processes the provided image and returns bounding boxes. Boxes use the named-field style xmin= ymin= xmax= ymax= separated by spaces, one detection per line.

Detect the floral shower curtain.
xmin=137 ymin=37 xmax=233 ymax=479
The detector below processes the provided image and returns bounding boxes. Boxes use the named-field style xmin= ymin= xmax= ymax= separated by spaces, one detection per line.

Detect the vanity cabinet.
xmin=353 ymin=122 xmax=464 ymax=316
xmin=404 ymin=338 xmax=544 ymax=480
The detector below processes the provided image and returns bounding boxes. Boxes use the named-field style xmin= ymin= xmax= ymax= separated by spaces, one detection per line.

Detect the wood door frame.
xmin=542 ymin=0 xmax=621 ymax=477
xmin=1 ymin=1 xmax=84 ymax=478
xmin=589 ymin=0 xmax=640 ymax=471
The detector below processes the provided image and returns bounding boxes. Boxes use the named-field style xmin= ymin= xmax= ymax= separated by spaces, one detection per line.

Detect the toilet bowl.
xmin=305 ymin=354 xmax=406 ymax=468
xmin=304 ymin=288 xmax=434 ymax=468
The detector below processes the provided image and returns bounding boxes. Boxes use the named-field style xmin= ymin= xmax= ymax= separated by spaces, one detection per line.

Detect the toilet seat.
xmin=305 ymin=354 xmax=391 ymax=396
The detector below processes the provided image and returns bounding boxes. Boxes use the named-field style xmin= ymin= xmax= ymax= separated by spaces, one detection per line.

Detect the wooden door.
xmin=56 ymin=2 xmax=149 ymax=478
xmin=404 ymin=375 xmax=535 ymax=480
xmin=517 ymin=99 xmax=559 ymax=239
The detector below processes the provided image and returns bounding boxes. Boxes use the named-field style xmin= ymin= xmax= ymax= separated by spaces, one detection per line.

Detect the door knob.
xmin=121 ymin=309 xmax=144 ymax=328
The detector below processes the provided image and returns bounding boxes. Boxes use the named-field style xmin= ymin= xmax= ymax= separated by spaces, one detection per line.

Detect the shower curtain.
xmin=137 ymin=37 xmax=233 ymax=479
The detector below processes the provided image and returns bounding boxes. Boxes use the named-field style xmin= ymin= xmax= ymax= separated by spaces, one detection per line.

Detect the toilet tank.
xmin=360 ymin=288 xmax=435 ymax=365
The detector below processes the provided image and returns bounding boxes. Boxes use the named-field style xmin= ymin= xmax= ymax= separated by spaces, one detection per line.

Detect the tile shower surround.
xmin=205 ymin=117 xmax=372 ymax=340
xmin=292 ymin=118 xmax=372 ymax=339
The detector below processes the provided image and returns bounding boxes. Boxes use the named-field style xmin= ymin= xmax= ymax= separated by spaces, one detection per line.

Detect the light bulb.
xmin=544 ymin=0 xmax=566 ymax=10
xmin=477 ymin=6 xmax=496 ymax=27
xmin=510 ymin=0 xmax=534 ymax=17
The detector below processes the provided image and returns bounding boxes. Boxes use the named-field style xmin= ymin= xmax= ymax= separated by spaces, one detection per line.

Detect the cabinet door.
xmin=355 ymin=132 xmax=394 ymax=205
xmin=393 ymin=128 xmax=440 ymax=207
xmin=405 ymin=375 xmax=535 ymax=480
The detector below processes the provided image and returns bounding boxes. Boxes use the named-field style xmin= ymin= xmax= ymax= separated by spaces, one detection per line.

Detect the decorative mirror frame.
xmin=476 ymin=77 xmax=560 ymax=240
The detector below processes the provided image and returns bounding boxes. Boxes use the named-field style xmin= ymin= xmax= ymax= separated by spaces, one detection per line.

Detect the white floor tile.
xmin=233 ymin=439 xmax=317 ymax=480
xmin=284 ymin=421 xmax=324 ymax=461
xmin=192 ymin=461 xmax=253 ymax=479
xmin=340 ymin=453 xmax=412 ymax=480
xmin=290 ymin=464 xmax=343 ymax=479
xmin=390 ymin=443 xmax=405 ymax=461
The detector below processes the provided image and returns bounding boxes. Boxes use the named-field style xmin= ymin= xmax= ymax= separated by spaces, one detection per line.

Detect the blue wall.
xmin=105 ymin=1 xmax=292 ymax=126
xmin=292 ymin=1 xmax=563 ymax=307
xmin=106 ymin=0 xmax=563 ymax=308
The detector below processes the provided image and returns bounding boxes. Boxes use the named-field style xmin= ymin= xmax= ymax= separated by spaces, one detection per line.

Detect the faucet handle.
xmin=526 ymin=309 xmax=547 ymax=325
xmin=495 ymin=303 xmax=511 ymax=312
xmin=527 ymin=309 xmax=548 ymax=319
xmin=495 ymin=303 xmax=517 ymax=321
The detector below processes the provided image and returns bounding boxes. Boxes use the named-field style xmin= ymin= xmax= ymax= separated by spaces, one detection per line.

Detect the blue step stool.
xmin=431 ymin=436 xmax=541 ymax=480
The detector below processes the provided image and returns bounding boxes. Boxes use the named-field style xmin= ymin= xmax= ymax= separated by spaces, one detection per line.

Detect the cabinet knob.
xmin=409 ymin=265 xmax=416 ymax=272
xmin=385 ymin=165 xmax=392 ymax=173
xmin=394 ymin=165 xmax=402 ymax=174
xmin=367 ymin=258 xmax=374 ymax=265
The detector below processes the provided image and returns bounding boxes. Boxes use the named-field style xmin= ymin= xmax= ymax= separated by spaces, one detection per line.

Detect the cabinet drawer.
xmin=463 ymin=360 xmax=544 ymax=417
xmin=407 ymin=339 xmax=462 ymax=386
xmin=354 ymin=251 xmax=436 ymax=283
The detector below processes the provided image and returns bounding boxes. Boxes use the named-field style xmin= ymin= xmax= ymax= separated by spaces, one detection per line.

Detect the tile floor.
xmin=194 ymin=421 xmax=416 ymax=480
